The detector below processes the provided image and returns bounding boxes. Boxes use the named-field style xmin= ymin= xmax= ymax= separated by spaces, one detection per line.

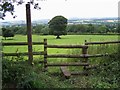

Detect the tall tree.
xmin=48 ymin=15 xmax=67 ymax=39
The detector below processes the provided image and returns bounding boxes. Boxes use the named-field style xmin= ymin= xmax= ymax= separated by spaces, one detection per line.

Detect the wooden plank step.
xmin=60 ymin=66 xmax=71 ymax=79
xmin=47 ymin=62 xmax=89 ymax=66
xmin=71 ymin=71 xmax=88 ymax=76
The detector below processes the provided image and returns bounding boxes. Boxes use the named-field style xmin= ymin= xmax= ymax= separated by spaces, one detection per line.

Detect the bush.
xmin=89 ymin=52 xmax=120 ymax=88
xmin=2 ymin=58 xmax=32 ymax=88
xmin=2 ymin=57 xmax=72 ymax=89
xmin=2 ymin=28 xmax=14 ymax=40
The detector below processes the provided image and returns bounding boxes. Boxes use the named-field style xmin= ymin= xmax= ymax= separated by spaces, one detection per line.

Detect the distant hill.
xmin=0 ymin=17 xmax=118 ymax=26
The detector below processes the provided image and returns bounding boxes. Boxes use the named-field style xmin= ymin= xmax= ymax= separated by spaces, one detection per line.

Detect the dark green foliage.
xmin=2 ymin=27 xmax=14 ymax=39
xmin=89 ymin=52 xmax=120 ymax=88
xmin=14 ymin=26 xmax=26 ymax=35
xmin=0 ymin=2 xmax=15 ymax=20
xmin=87 ymin=24 xmax=95 ymax=33
xmin=3 ymin=24 xmax=50 ymax=35
xmin=67 ymin=24 xmax=118 ymax=34
xmin=0 ymin=1 xmax=41 ymax=20
xmin=41 ymin=26 xmax=50 ymax=35
xmin=99 ymin=53 xmax=120 ymax=85
xmin=68 ymin=25 xmax=83 ymax=34
xmin=2 ymin=57 xmax=30 ymax=88
xmin=97 ymin=25 xmax=107 ymax=33
xmin=2 ymin=57 xmax=72 ymax=89
xmin=3 ymin=23 xmax=118 ymax=36
xmin=33 ymin=24 xmax=50 ymax=35
xmin=3 ymin=26 xmax=26 ymax=35
xmin=48 ymin=15 xmax=67 ymax=39
xmin=117 ymin=23 xmax=120 ymax=33
xmin=1 ymin=2 xmax=14 ymax=13
xmin=33 ymin=24 xmax=45 ymax=34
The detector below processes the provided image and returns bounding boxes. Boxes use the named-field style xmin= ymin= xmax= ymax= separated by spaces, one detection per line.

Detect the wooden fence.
xmin=43 ymin=39 xmax=89 ymax=73
xmin=85 ymin=40 xmax=120 ymax=45
xmin=43 ymin=39 xmax=120 ymax=77
xmin=3 ymin=39 xmax=119 ymax=57
xmin=2 ymin=39 xmax=120 ymax=78
xmin=2 ymin=42 xmax=44 ymax=56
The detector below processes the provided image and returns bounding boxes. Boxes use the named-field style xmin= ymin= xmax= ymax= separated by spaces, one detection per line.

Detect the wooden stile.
xmin=60 ymin=66 xmax=71 ymax=79
xmin=3 ymin=38 xmax=120 ymax=78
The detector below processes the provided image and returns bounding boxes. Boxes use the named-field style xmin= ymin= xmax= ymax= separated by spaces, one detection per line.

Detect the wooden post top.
xmin=26 ymin=4 xmax=30 ymax=8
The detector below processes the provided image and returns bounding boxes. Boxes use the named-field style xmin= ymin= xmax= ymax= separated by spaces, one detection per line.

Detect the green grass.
xmin=2 ymin=34 xmax=119 ymax=62
xmin=2 ymin=34 xmax=119 ymax=70
xmin=2 ymin=34 xmax=120 ymax=88
xmin=2 ymin=34 xmax=119 ymax=43
xmin=2 ymin=34 xmax=119 ymax=52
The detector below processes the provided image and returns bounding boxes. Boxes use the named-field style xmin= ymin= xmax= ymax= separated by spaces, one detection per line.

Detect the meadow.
xmin=2 ymin=34 xmax=120 ymax=88
xmin=2 ymin=34 xmax=119 ymax=69
xmin=2 ymin=34 xmax=119 ymax=53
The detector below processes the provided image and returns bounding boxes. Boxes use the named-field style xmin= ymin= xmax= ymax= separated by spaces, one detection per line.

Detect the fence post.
xmin=44 ymin=39 xmax=47 ymax=71
xmin=82 ymin=47 xmax=88 ymax=62
xmin=26 ymin=4 xmax=33 ymax=65
xmin=82 ymin=41 xmax=88 ymax=75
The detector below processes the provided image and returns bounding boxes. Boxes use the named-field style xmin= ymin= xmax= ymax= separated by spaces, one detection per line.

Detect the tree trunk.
xmin=56 ymin=35 xmax=61 ymax=39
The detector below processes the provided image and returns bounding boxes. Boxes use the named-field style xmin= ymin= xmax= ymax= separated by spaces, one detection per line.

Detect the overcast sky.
xmin=1 ymin=0 xmax=120 ymax=21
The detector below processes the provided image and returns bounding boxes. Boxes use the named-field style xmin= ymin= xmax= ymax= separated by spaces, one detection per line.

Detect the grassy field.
xmin=2 ymin=34 xmax=120 ymax=88
xmin=2 ymin=34 xmax=119 ymax=53
xmin=2 ymin=34 xmax=119 ymax=69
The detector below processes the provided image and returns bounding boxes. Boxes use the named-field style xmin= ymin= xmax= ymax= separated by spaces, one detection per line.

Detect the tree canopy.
xmin=48 ymin=15 xmax=68 ymax=39
xmin=2 ymin=27 xmax=15 ymax=40
xmin=0 ymin=0 xmax=41 ymax=20
xmin=0 ymin=0 xmax=67 ymax=20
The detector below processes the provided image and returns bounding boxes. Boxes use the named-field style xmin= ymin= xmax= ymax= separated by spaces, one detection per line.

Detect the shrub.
xmin=2 ymin=57 xmax=72 ymax=89
xmin=2 ymin=28 xmax=14 ymax=40
xmin=89 ymin=52 xmax=120 ymax=88
xmin=2 ymin=58 xmax=31 ymax=88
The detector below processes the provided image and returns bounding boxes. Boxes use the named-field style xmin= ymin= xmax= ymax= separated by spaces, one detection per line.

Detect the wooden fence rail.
xmin=47 ymin=62 xmax=89 ymax=66
xmin=85 ymin=40 xmax=120 ymax=45
xmin=2 ymin=41 xmax=45 ymax=57
xmin=2 ymin=39 xmax=120 ymax=77
xmin=43 ymin=39 xmax=88 ymax=71
xmin=46 ymin=45 xmax=88 ymax=48
xmin=2 ymin=42 xmax=44 ymax=46
xmin=46 ymin=53 xmax=109 ymax=58
xmin=2 ymin=51 xmax=44 ymax=56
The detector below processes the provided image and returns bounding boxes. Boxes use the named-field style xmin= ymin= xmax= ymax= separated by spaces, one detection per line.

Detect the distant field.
xmin=2 ymin=34 xmax=119 ymax=53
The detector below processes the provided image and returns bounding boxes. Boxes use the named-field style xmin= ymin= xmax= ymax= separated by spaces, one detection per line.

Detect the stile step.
xmin=60 ymin=66 xmax=71 ymax=79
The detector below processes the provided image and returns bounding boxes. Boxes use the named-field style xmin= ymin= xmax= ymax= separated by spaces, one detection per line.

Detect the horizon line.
xmin=0 ymin=16 xmax=118 ymax=22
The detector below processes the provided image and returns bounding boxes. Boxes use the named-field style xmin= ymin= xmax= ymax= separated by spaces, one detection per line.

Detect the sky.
xmin=1 ymin=0 xmax=120 ymax=21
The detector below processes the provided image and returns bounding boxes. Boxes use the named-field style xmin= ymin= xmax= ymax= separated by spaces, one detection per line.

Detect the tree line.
xmin=2 ymin=16 xmax=118 ymax=39
xmin=2 ymin=23 xmax=118 ymax=35
xmin=67 ymin=24 xmax=118 ymax=34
